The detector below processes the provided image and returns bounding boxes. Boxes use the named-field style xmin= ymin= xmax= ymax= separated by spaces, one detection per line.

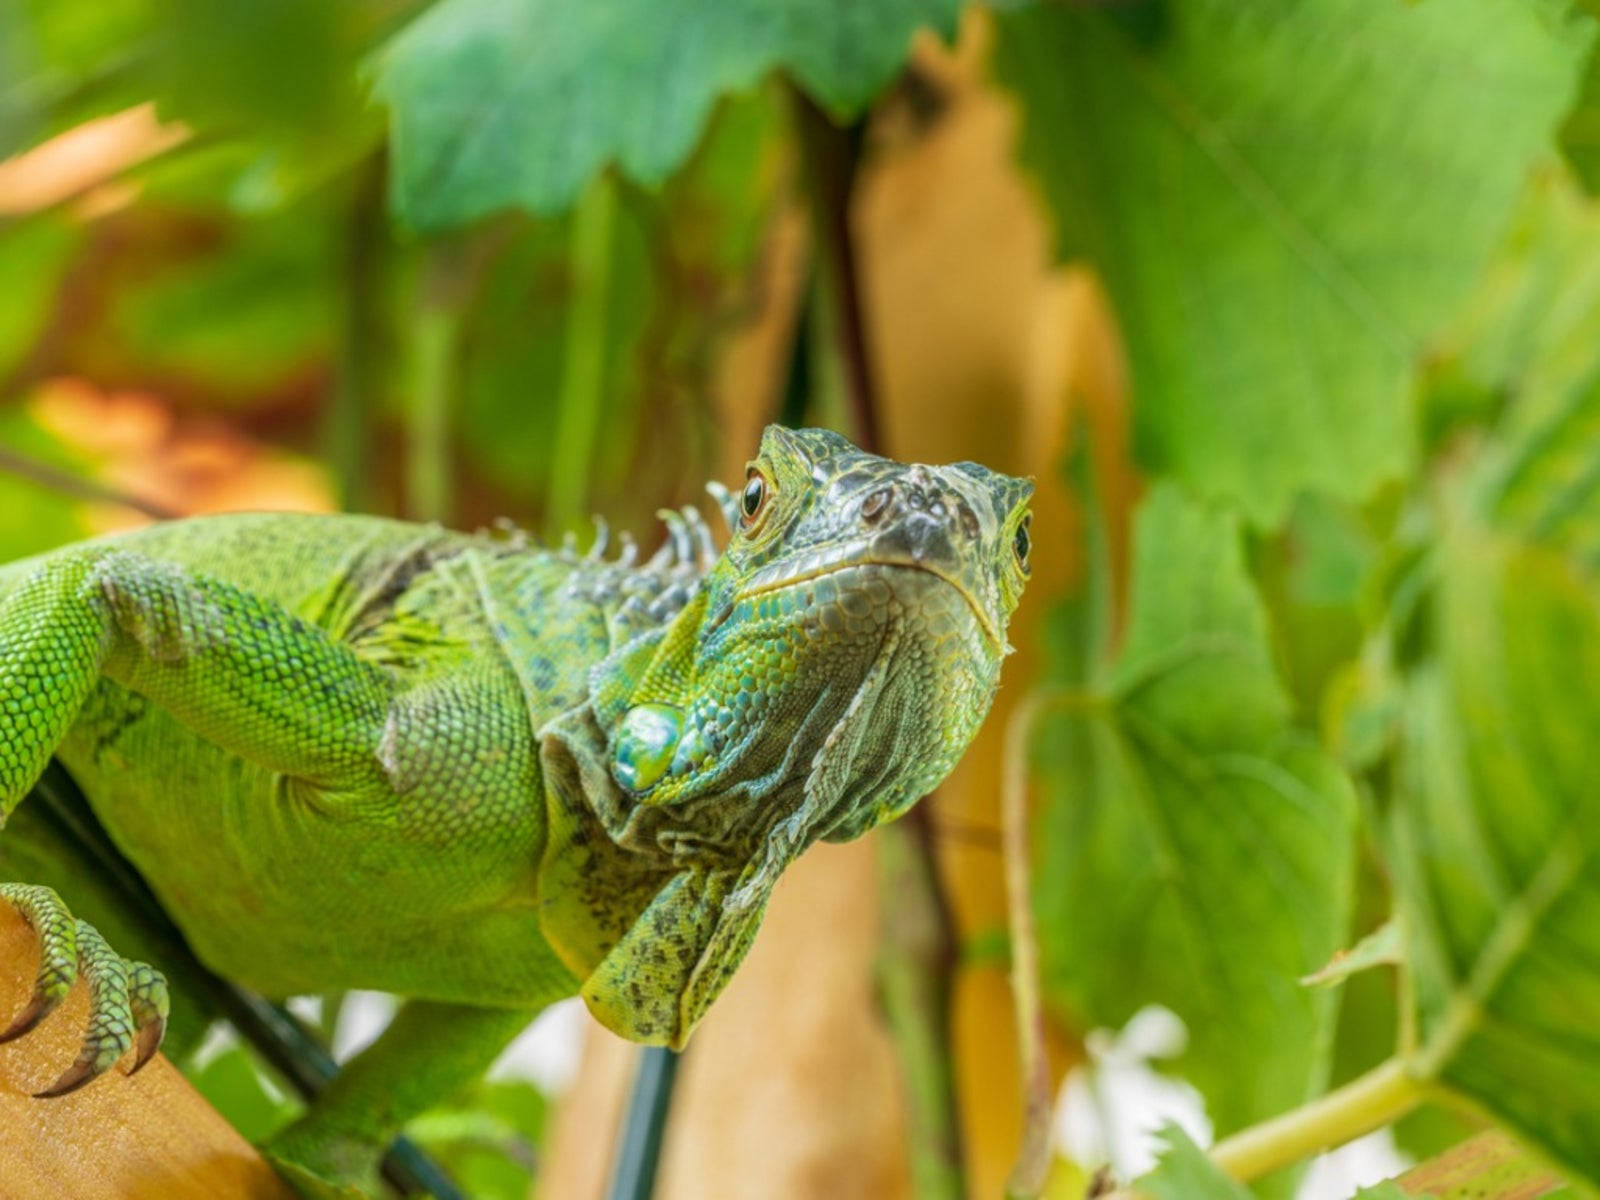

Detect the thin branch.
xmin=792 ymin=89 xmax=882 ymax=455
xmin=1002 ymin=691 xmax=1055 ymax=1199
xmin=606 ymin=1047 xmax=682 ymax=1200
xmin=0 ymin=445 xmax=181 ymax=520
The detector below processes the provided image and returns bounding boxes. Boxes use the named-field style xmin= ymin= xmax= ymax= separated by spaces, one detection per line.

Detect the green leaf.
xmin=1136 ymin=1126 xmax=1251 ymax=1200
xmin=373 ymin=0 xmax=962 ymax=228
xmin=1351 ymin=1184 xmax=1413 ymax=1200
xmin=458 ymin=91 xmax=785 ymax=525
xmin=0 ymin=218 xmax=82 ymax=380
xmin=1390 ymin=1130 xmax=1574 ymax=1200
xmin=1035 ymin=484 xmax=1357 ymax=1141
xmin=188 ymin=1043 xmax=302 ymax=1144
xmin=0 ymin=410 xmax=92 ymax=562
xmin=993 ymin=0 xmax=1593 ymax=522
xmin=1303 ymin=919 xmax=1400 ymax=989
xmin=1391 ymin=517 xmax=1600 ymax=1184
xmin=1560 ymin=39 xmax=1600 ymax=195
xmin=1423 ymin=168 xmax=1600 ymax=446
xmin=406 ymin=1079 xmax=547 ymax=1200
xmin=103 ymin=203 xmax=341 ymax=401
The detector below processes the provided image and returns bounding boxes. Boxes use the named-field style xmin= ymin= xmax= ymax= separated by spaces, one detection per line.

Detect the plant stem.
xmin=0 ymin=446 xmax=179 ymax=520
xmin=1001 ymin=692 xmax=1054 ymax=1200
xmin=405 ymin=245 xmax=468 ymax=523
xmin=606 ymin=1047 xmax=681 ymax=1200
xmin=329 ymin=154 xmax=386 ymax=513
xmin=792 ymin=89 xmax=881 ymax=455
xmin=1208 ymin=1057 xmax=1426 ymax=1181
xmin=547 ymin=172 xmax=617 ymax=538
xmin=877 ymin=822 xmax=967 ymax=1199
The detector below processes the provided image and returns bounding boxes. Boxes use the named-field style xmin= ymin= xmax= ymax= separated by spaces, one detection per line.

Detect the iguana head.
xmin=540 ymin=426 xmax=1032 ymax=1045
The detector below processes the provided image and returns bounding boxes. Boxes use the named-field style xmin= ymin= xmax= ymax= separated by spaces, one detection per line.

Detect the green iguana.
xmin=0 ymin=424 xmax=1032 ymax=1193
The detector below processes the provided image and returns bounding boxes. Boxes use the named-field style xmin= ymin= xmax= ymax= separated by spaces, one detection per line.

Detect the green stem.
xmin=1001 ymin=692 xmax=1054 ymax=1200
xmin=877 ymin=823 xmax=966 ymax=1200
xmin=1208 ymin=1057 xmax=1426 ymax=1181
xmin=546 ymin=173 xmax=617 ymax=537
xmin=791 ymin=88 xmax=880 ymax=454
xmin=405 ymin=248 xmax=465 ymax=523
xmin=328 ymin=155 xmax=386 ymax=513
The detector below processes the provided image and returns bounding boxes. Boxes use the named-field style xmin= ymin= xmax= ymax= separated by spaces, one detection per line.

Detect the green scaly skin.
xmin=0 ymin=425 xmax=1032 ymax=1194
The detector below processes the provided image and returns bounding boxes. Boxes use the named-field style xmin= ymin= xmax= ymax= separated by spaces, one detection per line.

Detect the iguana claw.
xmin=0 ymin=883 xmax=169 ymax=1095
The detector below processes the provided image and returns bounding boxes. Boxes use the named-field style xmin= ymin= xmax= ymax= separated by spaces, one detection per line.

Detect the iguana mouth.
xmin=730 ymin=558 xmax=1000 ymax=648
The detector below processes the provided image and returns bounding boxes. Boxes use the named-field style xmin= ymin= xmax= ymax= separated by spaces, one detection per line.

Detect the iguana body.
xmin=0 ymin=426 xmax=1032 ymax=1192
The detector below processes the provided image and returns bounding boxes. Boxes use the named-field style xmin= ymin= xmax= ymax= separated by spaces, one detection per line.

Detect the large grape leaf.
xmin=1034 ymin=484 xmax=1356 ymax=1142
xmin=993 ymin=0 xmax=1593 ymax=522
xmin=373 ymin=0 xmax=963 ymax=229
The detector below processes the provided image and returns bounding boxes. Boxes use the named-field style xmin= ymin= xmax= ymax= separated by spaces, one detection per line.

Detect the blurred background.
xmin=3 ymin=1 xmax=1600 ymax=1198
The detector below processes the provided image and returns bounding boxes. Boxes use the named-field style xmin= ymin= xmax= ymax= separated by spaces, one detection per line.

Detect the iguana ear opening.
xmin=579 ymin=862 xmax=776 ymax=1048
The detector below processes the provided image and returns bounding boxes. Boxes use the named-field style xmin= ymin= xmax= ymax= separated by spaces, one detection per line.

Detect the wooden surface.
xmin=0 ymin=904 xmax=292 ymax=1200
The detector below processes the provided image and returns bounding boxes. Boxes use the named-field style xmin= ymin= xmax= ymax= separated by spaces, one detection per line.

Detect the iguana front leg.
xmin=264 ymin=1001 xmax=536 ymax=1198
xmin=0 ymin=548 xmax=397 ymax=1092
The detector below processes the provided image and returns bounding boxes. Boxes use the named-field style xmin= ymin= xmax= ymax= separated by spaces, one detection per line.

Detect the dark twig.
xmin=606 ymin=1047 xmax=682 ymax=1200
xmin=0 ymin=446 xmax=180 ymax=520
xmin=793 ymin=91 xmax=883 ymax=456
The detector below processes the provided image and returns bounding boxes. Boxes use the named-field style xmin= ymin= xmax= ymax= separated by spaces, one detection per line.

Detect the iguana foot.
xmin=0 ymin=883 xmax=168 ymax=1095
xmin=264 ymin=1123 xmax=383 ymax=1200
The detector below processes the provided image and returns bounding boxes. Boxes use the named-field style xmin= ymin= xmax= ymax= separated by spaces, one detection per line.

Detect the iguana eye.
xmin=740 ymin=470 xmax=771 ymax=529
xmin=1013 ymin=516 xmax=1032 ymax=574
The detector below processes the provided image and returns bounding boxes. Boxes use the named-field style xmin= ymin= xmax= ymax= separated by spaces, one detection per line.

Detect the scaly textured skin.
xmin=0 ymin=425 xmax=1031 ymax=1193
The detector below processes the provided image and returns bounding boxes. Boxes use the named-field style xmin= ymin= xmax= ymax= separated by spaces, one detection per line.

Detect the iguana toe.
xmin=126 ymin=959 xmax=170 ymax=1074
xmin=0 ymin=883 xmax=169 ymax=1095
xmin=0 ymin=883 xmax=78 ymax=1042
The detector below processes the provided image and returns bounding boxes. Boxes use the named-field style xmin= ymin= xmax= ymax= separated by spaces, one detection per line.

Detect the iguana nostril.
xmin=860 ymin=487 xmax=894 ymax=523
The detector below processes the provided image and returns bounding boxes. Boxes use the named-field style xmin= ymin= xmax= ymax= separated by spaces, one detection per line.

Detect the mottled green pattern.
xmin=0 ymin=426 xmax=1030 ymax=1192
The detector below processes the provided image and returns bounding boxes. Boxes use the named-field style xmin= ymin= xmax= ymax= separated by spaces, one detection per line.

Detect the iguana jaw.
xmin=729 ymin=556 xmax=1000 ymax=648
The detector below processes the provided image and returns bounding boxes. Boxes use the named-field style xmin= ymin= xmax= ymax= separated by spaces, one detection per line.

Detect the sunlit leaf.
xmin=1392 ymin=516 xmax=1600 ymax=1183
xmin=0 ymin=218 xmax=81 ymax=380
xmin=994 ymin=0 xmax=1593 ymax=522
xmin=374 ymin=0 xmax=961 ymax=228
xmin=1351 ymin=1184 xmax=1412 ymax=1200
xmin=1303 ymin=919 xmax=1399 ymax=990
xmin=1390 ymin=1129 xmax=1572 ymax=1200
xmin=1035 ymin=484 xmax=1356 ymax=1143
xmin=1137 ymin=1126 xmax=1250 ymax=1200
xmin=188 ymin=1043 xmax=303 ymax=1144
xmin=101 ymin=203 xmax=341 ymax=400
